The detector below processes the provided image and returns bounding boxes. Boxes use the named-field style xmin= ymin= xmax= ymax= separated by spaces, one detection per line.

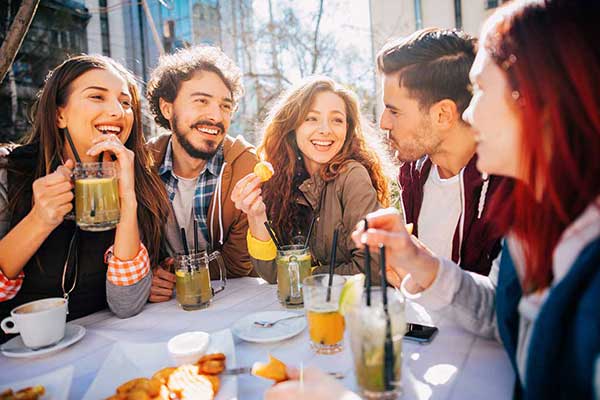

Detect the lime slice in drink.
xmin=339 ymin=273 xmax=365 ymax=315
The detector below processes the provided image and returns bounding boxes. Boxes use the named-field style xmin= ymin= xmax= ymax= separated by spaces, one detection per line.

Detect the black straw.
xmin=263 ymin=221 xmax=281 ymax=250
xmin=326 ymin=228 xmax=339 ymax=302
xmin=304 ymin=215 xmax=316 ymax=249
xmin=363 ymin=218 xmax=372 ymax=307
xmin=180 ymin=228 xmax=190 ymax=255
xmin=64 ymin=128 xmax=82 ymax=164
xmin=193 ymin=219 xmax=199 ymax=254
xmin=379 ymin=244 xmax=395 ymax=390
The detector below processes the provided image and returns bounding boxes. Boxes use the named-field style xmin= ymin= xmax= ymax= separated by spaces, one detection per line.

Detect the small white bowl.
xmin=167 ymin=331 xmax=210 ymax=365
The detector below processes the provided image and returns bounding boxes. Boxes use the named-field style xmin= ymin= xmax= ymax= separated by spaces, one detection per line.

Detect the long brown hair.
xmin=484 ymin=0 xmax=600 ymax=291
xmin=10 ymin=55 xmax=169 ymax=265
xmin=258 ymin=76 xmax=390 ymax=238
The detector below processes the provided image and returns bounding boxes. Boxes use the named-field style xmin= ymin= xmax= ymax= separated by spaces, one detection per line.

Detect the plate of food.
xmin=82 ymin=329 xmax=235 ymax=400
xmin=0 ymin=365 xmax=74 ymax=400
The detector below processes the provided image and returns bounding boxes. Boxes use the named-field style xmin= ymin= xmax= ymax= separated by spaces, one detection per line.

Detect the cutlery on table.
xmin=253 ymin=314 xmax=304 ymax=328
xmin=221 ymin=367 xmax=345 ymax=379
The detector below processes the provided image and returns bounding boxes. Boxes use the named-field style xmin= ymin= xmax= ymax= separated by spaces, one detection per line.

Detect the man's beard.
xmin=172 ymin=114 xmax=225 ymax=160
xmin=389 ymin=118 xmax=437 ymax=164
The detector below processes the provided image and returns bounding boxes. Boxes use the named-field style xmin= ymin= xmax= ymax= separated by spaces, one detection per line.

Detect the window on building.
xmin=99 ymin=0 xmax=111 ymax=56
xmin=486 ymin=0 xmax=499 ymax=9
xmin=60 ymin=31 xmax=68 ymax=48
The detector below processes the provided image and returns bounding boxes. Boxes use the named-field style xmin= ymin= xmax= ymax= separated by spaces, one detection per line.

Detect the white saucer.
xmin=232 ymin=311 xmax=306 ymax=343
xmin=1 ymin=324 xmax=86 ymax=358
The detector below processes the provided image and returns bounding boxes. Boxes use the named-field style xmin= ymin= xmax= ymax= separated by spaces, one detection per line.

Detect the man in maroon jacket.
xmin=377 ymin=28 xmax=504 ymax=281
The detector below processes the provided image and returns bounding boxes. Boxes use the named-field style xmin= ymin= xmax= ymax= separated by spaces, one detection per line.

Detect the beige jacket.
xmin=252 ymin=160 xmax=383 ymax=283
xmin=148 ymin=134 xmax=258 ymax=278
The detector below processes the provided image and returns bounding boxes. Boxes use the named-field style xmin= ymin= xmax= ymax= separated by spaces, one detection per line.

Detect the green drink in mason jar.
xmin=74 ymin=162 xmax=120 ymax=232
xmin=176 ymin=268 xmax=212 ymax=310
xmin=174 ymin=251 xmax=227 ymax=311
xmin=276 ymin=245 xmax=312 ymax=308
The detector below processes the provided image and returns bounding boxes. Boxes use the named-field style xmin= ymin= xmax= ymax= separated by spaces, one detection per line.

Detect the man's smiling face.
xmin=161 ymin=70 xmax=233 ymax=159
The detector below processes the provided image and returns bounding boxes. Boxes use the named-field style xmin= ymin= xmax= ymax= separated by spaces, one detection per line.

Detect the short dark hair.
xmin=146 ymin=45 xmax=244 ymax=130
xmin=376 ymin=28 xmax=476 ymax=114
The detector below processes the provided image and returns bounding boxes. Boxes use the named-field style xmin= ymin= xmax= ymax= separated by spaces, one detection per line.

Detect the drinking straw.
xmin=180 ymin=228 xmax=190 ymax=255
xmin=98 ymin=129 xmax=107 ymax=167
xmin=326 ymin=228 xmax=339 ymax=302
xmin=363 ymin=218 xmax=372 ymax=307
xmin=379 ymin=244 xmax=395 ymax=391
xmin=263 ymin=221 xmax=281 ymax=250
xmin=193 ymin=219 xmax=199 ymax=254
xmin=64 ymin=128 xmax=82 ymax=164
xmin=303 ymin=215 xmax=316 ymax=249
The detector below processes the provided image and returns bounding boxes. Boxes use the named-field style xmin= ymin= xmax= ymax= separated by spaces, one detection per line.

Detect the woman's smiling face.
xmin=57 ymin=67 xmax=134 ymax=162
xmin=295 ymin=90 xmax=348 ymax=175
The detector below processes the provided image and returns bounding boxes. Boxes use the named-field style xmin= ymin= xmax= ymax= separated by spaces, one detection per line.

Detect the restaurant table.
xmin=0 ymin=277 xmax=514 ymax=399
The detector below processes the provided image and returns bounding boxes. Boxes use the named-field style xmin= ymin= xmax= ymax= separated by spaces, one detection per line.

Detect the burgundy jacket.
xmin=399 ymin=155 xmax=503 ymax=275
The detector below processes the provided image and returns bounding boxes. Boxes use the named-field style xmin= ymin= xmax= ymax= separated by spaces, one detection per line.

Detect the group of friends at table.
xmin=0 ymin=0 xmax=598 ymax=398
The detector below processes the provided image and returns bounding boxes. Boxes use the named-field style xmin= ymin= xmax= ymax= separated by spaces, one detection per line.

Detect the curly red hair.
xmin=257 ymin=76 xmax=390 ymax=240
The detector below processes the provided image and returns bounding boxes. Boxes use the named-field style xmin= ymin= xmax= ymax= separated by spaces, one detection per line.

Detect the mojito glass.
xmin=347 ymin=287 xmax=406 ymax=399
xmin=303 ymin=274 xmax=346 ymax=354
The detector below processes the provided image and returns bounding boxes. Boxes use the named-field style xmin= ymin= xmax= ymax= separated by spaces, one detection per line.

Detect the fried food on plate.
xmin=167 ymin=364 xmax=214 ymax=400
xmin=0 ymin=386 xmax=45 ymax=400
xmin=106 ymin=353 xmax=226 ymax=400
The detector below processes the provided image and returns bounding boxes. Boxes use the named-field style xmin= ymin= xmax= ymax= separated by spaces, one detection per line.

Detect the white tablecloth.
xmin=0 ymin=277 xmax=514 ymax=399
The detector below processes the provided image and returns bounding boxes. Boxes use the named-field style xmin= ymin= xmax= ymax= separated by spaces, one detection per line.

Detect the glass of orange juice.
xmin=302 ymin=274 xmax=346 ymax=354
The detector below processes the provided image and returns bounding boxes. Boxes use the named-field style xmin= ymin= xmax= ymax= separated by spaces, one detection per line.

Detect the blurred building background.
xmin=0 ymin=0 xmax=90 ymax=142
xmin=369 ymin=0 xmax=507 ymax=117
xmin=85 ymin=0 xmax=258 ymax=139
xmin=1 ymin=0 xmax=508 ymax=144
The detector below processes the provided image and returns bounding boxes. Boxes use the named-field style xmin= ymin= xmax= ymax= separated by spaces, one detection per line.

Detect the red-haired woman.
xmin=346 ymin=1 xmax=600 ymax=399
xmin=231 ymin=76 xmax=390 ymax=283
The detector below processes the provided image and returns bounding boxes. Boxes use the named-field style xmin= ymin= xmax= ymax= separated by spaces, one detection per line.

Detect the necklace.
xmin=61 ymin=229 xmax=79 ymax=307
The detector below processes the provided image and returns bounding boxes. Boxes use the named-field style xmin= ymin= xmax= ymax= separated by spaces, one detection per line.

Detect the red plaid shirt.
xmin=0 ymin=243 xmax=150 ymax=301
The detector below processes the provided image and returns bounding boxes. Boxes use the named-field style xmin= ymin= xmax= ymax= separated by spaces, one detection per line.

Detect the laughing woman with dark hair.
xmin=0 ymin=55 xmax=170 ymax=342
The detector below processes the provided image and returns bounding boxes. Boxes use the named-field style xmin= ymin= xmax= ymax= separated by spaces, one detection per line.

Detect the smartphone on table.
xmin=404 ymin=322 xmax=438 ymax=344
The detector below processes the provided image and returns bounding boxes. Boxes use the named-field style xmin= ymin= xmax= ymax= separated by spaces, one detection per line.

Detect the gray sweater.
xmin=401 ymin=200 xmax=600 ymax=386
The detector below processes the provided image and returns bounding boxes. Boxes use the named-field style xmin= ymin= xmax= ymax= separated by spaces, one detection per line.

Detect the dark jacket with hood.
xmin=399 ymin=155 xmax=503 ymax=275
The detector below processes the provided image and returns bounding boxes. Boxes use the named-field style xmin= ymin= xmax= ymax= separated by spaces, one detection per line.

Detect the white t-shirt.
xmin=172 ymin=173 xmax=208 ymax=252
xmin=417 ymin=165 xmax=462 ymax=260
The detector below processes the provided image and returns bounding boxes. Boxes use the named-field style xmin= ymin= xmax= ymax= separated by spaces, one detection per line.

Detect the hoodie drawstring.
xmin=477 ymin=173 xmax=490 ymax=219
xmin=210 ymin=161 xmax=227 ymax=246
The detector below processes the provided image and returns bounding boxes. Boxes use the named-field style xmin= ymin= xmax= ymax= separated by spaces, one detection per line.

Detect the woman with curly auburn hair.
xmin=231 ymin=76 xmax=390 ymax=283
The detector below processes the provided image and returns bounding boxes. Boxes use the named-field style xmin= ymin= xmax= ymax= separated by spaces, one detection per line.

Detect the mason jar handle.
xmin=209 ymin=250 xmax=226 ymax=295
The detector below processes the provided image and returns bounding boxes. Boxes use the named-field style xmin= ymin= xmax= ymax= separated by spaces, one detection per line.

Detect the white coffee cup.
xmin=1 ymin=298 xmax=67 ymax=349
